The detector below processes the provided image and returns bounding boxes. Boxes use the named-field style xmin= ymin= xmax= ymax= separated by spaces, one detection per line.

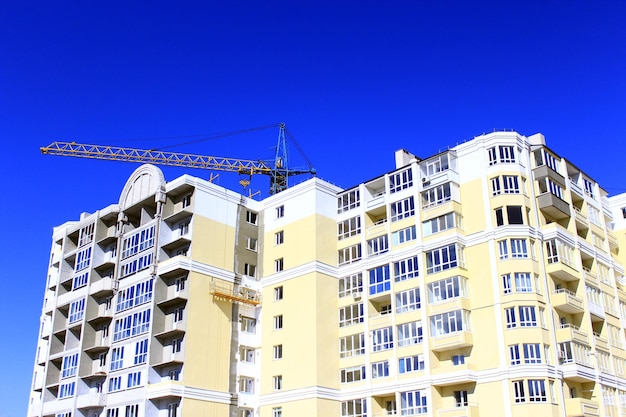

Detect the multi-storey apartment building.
xmin=29 ymin=131 xmax=626 ymax=417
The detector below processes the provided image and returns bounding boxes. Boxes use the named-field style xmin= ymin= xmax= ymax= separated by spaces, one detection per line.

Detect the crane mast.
xmin=40 ymin=123 xmax=315 ymax=195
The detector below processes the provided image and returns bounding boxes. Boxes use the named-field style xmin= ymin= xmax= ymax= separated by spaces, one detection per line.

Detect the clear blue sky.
xmin=1 ymin=1 xmax=625 ymax=416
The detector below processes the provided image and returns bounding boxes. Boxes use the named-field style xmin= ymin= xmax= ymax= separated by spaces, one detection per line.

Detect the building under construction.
xmin=28 ymin=130 xmax=626 ymax=417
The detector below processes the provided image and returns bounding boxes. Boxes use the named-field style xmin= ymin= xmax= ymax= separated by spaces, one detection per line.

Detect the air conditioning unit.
xmin=352 ymin=292 xmax=362 ymax=300
xmin=422 ymin=177 xmax=431 ymax=186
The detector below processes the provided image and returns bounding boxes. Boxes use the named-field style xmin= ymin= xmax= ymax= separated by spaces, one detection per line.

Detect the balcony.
xmin=89 ymin=276 xmax=115 ymax=297
xmin=551 ymin=289 xmax=584 ymax=314
xmin=546 ymin=259 xmax=579 ymax=282
xmin=154 ymin=318 xmax=187 ymax=341
xmin=431 ymin=331 xmax=473 ymax=352
xmin=367 ymin=219 xmax=388 ymax=237
xmin=564 ymin=398 xmax=599 ymax=417
xmin=83 ymin=333 xmax=110 ymax=355
xmin=156 ymin=283 xmax=190 ymax=309
xmin=587 ymin=301 xmax=605 ymax=321
xmin=556 ymin=324 xmax=589 ymax=345
xmin=438 ymin=405 xmax=479 ymax=417
xmin=607 ymin=231 xmax=619 ymax=251
xmin=76 ymin=392 xmax=107 ymax=409
xmin=593 ymin=333 xmax=609 ymax=351
xmin=537 ymin=192 xmax=570 ymax=220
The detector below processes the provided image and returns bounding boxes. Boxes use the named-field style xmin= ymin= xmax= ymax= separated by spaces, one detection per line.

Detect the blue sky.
xmin=1 ymin=1 xmax=625 ymax=416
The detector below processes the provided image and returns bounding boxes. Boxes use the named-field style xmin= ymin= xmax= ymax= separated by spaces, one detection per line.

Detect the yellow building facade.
xmin=29 ymin=132 xmax=626 ymax=417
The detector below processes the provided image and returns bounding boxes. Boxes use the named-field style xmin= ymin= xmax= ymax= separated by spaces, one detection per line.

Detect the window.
xmin=273 ymin=315 xmax=283 ymax=330
xmin=175 ymin=277 xmax=186 ymax=292
xmin=274 ymin=286 xmax=283 ymax=300
xmin=583 ymin=178 xmax=595 ymax=198
xmin=78 ymin=223 xmax=95 ymax=246
xmin=167 ymin=403 xmax=179 ymax=417
xmin=452 ymin=355 xmax=465 ymax=365
xmin=72 ymin=271 xmax=89 ymax=290
xmin=495 ymin=205 xmax=524 ymax=226
xmin=394 ymin=256 xmax=419 ymax=282
xmin=505 ymin=307 xmax=516 ymax=328
xmin=173 ymin=307 xmax=184 ymax=322
xmin=369 ymin=265 xmax=391 ymax=295
xmin=588 ymin=205 xmax=601 ymax=226
xmin=59 ymin=382 xmax=75 ymax=398
xmin=273 ymin=375 xmax=283 ymax=391
xmin=372 ymin=327 xmax=394 ymax=352
xmin=372 ymin=361 xmax=390 ymax=379
xmin=528 ymin=379 xmax=547 ymax=402
xmin=392 ymin=225 xmax=417 ymax=245
xmin=239 ymin=376 xmax=254 ymax=394
xmin=273 ymin=344 xmax=283 ymax=360
xmin=108 ymin=376 xmax=122 ymax=392
xmin=426 ymin=244 xmax=463 ymax=274
xmin=511 ymin=239 xmax=528 ymax=258
xmin=454 ymin=390 xmax=469 ymax=407
xmin=503 ymin=175 xmax=520 ymax=194
xmin=425 ymin=154 xmax=450 ymax=176
xmin=339 ymin=333 xmax=365 ymax=358
xmin=430 ymin=310 xmax=468 ymax=336
xmin=428 ymin=276 xmax=466 ymax=303
xmin=498 ymin=240 xmax=508 ymax=260
xmin=342 ymin=399 xmax=367 ymax=417
xmin=338 ymin=216 xmax=362 ymax=240
xmin=244 ymin=263 xmax=256 ymax=277
xmin=245 ymin=210 xmax=258 ymax=225
xmin=339 ymin=303 xmax=364 ymax=327
xmin=391 ymin=196 xmax=415 ymax=221
xmin=524 ymin=343 xmax=541 ymax=364
xmin=510 ymin=345 xmax=521 ymax=365
xmin=399 ymin=355 xmax=425 ymax=373
xmin=341 ymin=365 xmax=366 ymax=383
xmin=134 ymin=339 xmax=148 ymax=365
xmin=338 ymin=190 xmax=360 ymax=213
xmin=491 ymin=177 xmax=501 ymax=196
xmin=116 ymin=279 xmax=154 ymax=312
xmin=274 ymin=258 xmax=284 ymax=272
xmin=75 ymin=247 xmax=92 ymax=272
xmin=121 ymin=225 xmax=155 ymax=259
xmin=367 ymin=235 xmax=389 ymax=256
xmin=275 ymin=205 xmax=285 ymax=218
xmin=127 ymin=371 xmax=141 ymax=388
xmin=502 ymin=273 xmax=533 ymax=294
xmin=241 ymin=316 xmax=256 ymax=333
xmin=422 ymin=183 xmax=451 ymax=209
xmin=240 ymin=346 xmax=255 ymax=363
xmin=512 ymin=380 xmax=525 ymax=403
xmin=240 ymin=409 xmax=254 ymax=417
xmin=396 ymin=288 xmax=421 ymax=313
xmin=339 ymin=273 xmax=363 ymax=297
xmin=397 ymin=321 xmax=423 ymax=346
xmin=68 ymin=298 xmax=85 ymax=324
xmin=111 ymin=347 xmax=124 ymax=370
xmin=338 ymin=244 xmax=362 ymax=265
xmin=400 ymin=390 xmax=428 ymax=415
xmin=519 ymin=306 xmax=537 ymax=327
xmin=488 ymin=145 xmax=515 ymax=165
xmin=107 ymin=409 xmax=120 ymax=417
xmin=546 ymin=239 xmax=575 ymax=266
xmin=272 ymin=407 xmax=282 ymax=417
xmin=423 ymin=212 xmax=460 ymax=236
xmin=246 ymin=237 xmax=258 ymax=251
xmin=125 ymin=404 xmax=139 ymax=417
xmin=61 ymin=354 xmax=78 ymax=378
xmin=113 ymin=309 xmax=151 ymax=341
xmin=120 ymin=252 xmax=153 ymax=277
xmin=178 ymin=221 xmax=190 ymax=236
xmin=181 ymin=193 xmax=192 ymax=208
xmin=390 ymin=168 xmax=413 ymax=193
xmin=172 ymin=338 xmax=182 ymax=353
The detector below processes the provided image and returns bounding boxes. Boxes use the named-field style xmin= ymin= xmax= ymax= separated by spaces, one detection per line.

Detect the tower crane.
xmin=40 ymin=123 xmax=316 ymax=195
